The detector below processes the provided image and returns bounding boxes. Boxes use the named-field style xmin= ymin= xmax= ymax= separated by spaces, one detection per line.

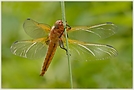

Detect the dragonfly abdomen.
xmin=40 ymin=42 xmax=58 ymax=76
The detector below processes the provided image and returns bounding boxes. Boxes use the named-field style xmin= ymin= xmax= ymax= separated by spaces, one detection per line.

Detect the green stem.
xmin=61 ymin=1 xmax=73 ymax=88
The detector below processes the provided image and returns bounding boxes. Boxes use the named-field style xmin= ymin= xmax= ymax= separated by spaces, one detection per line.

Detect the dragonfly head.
xmin=54 ymin=20 xmax=71 ymax=30
xmin=54 ymin=20 xmax=64 ymax=28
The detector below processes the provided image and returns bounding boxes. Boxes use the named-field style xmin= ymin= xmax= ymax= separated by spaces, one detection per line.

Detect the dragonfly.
xmin=10 ymin=18 xmax=118 ymax=76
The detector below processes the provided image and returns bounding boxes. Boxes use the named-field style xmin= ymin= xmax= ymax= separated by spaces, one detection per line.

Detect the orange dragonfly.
xmin=10 ymin=18 xmax=118 ymax=76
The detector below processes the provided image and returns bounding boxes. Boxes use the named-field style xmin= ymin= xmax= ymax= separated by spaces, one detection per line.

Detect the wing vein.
xmin=78 ymin=44 xmax=96 ymax=56
xmin=25 ymin=42 xmax=37 ymax=58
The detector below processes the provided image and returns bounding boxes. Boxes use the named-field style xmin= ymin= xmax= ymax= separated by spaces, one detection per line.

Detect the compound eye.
xmin=59 ymin=21 xmax=63 ymax=25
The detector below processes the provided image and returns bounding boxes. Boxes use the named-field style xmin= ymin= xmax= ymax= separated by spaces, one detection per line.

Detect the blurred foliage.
xmin=2 ymin=1 xmax=132 ymax=88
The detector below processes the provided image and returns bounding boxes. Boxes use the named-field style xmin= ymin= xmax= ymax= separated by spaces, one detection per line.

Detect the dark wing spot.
xmin=106 ymin=22 xmax=113 ymax=24
xmin=14 ymin=41 xmax=18 ymax=44
xmin=27 ymin=18 xmax=31 ymax=20
xmin=106 ymin=44 xmax=113 ymax=48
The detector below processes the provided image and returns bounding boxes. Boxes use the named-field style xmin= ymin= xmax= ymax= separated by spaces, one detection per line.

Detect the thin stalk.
xmin=61 ymin=1 xmax=73 ymax=88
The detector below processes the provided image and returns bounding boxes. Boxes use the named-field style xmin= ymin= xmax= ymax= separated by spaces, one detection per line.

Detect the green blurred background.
xmin=2 ymin=1 xmax=132 ymax=88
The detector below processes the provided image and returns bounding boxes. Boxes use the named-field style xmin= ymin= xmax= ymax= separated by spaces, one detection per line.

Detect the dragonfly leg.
xmin=62 ymin=24 xmax=71 ymax=38
xmin=45 ymin=37 xmax=50 ymax=45
xmin=45 ymin=39 xmax=50 ymax=45
xmin=66 ymin=24 xmax=71 ymax=30
xmin=59 ymin=39 xmax=67 ymax=52
xmin=59 ymin=39 xmax=71 ymax=56
xmin=66 ymin=24 xmax=71 ymax=38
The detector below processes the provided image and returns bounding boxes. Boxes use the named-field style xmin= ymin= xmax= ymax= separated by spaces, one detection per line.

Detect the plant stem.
xmin=61 ymin=1 xmax=73 ymax=88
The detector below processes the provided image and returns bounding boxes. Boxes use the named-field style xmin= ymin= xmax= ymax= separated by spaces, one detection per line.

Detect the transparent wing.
xmin=23 ymin=18 xmax=51 ymax=39
xmin=10 ymin=38 xmax=48 ymax=59
xmin=68 ymin=39 xmax=118 ymax=60
xmin=68 ymin=22 xmax=117 ymax=42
